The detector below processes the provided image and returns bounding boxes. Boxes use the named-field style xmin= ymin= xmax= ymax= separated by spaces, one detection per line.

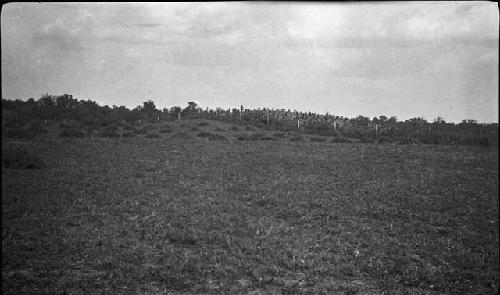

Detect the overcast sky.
xmin=2 ymin=2 xmax=498 ymax=122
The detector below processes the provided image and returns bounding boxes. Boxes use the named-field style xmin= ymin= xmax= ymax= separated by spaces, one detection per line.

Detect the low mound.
xmin=2 ymin=145 xmax=45 ymax=169
xmin=171 ymin=132 xmax=192 ymax=140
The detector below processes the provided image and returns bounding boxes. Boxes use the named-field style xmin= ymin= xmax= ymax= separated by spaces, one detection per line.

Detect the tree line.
xmin=2 ymin=94 xmax=498 ymax=146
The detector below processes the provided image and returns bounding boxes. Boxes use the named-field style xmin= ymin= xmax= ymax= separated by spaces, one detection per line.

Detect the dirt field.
xmin=2 ymin=120 xmax=499 ymax=294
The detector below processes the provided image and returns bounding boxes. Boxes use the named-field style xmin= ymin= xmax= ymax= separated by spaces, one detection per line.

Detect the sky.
xmin=2 ymin=2 xmax=498 ymax=122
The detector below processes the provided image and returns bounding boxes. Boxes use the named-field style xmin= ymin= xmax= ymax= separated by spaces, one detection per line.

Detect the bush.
xmin=59 ymin=128 xmax=87 ymax=138
xmin=214 ymin=127 xmax=226 ymax=132
xmin=245 ymin=126 xmax=257 ymax=131
xmin=97 ymin=130 xmax=120 ymax=138
xmin=2 ymin=145 xmax=45 ymax=169
xmin=198 ymin=122 xmax=210 ymax=126
xmin=378 ymin=136 xmax=393 ymax=144
xmin=145 ymin=133 xmax=160 ymax=138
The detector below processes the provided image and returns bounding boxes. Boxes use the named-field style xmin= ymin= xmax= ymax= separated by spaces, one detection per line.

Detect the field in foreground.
xmin=2 ymin=120 xmax=499 ymax=294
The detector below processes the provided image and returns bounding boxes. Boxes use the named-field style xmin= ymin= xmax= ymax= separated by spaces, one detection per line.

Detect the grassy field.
xmin=2 ymin=119 xmax=499 ymax=294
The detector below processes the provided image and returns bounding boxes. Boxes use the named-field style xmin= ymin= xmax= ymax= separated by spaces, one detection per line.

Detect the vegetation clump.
xmin=2 ymin=145 xmax=45 ymax=169
xmin=171 ymin=132 xmax=192 ymax=140
xmin=59 ymin=128 xmax=87 ymax=138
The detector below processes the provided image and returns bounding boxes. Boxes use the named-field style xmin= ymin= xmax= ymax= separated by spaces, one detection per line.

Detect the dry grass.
xmin=2 ymin=120 xmax=499 ymax=294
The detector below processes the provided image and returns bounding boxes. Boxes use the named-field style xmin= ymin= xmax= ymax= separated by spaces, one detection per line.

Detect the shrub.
xmin=214 ymin=127 xmax=226 ymax=132
xmin=245 ymin=126 xmax=256 ymax=131
xmin=198 ymin=122 xmax=210 ymax=126
xmin=97 ymin=130 xmax=120 ymax=138
xmin=145 ymin=133 xmax=160 ymax=138
xmin=59 ymin=128 xmax=87 ymax=138
xmin=378 ymin=136 xmax=393 ymax=144
xmin=2 ymin=145 xmax=45 ymax=169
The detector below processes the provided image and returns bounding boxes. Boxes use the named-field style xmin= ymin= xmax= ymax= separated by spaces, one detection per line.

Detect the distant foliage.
xmin=2 ymin=95 xmax=498 ymax=146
